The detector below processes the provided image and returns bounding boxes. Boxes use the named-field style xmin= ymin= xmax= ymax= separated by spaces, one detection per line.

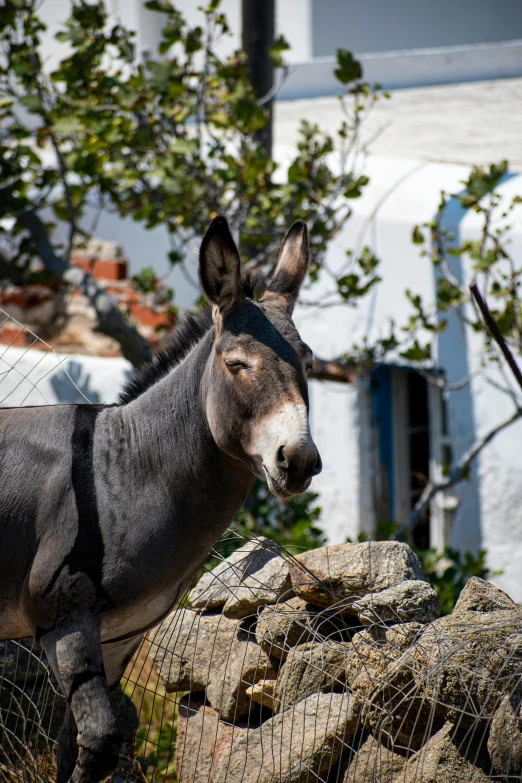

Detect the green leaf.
xmin=52 ymin=116 xmax=84 ymax=135
xmin=334 ymin=49 xmax=362 ymax=85
xmin=412 ymin=225 xmax=424 ymax=245
xmin=400 ymin=340 xmax=431 ymax=362
xmin=169 ymin=138 xmax=198 ymax=155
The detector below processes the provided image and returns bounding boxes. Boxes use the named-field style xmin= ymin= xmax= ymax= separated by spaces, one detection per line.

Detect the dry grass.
xmin=122 ymin=638 xmax=179 ymax=782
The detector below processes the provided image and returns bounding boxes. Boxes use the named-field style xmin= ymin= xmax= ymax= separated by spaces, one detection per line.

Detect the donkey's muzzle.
xmin=274 ymin=438 xmax=322 ymax=495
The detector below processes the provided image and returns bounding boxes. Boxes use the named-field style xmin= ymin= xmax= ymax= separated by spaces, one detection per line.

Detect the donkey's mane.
xmin=119 ymin=272 xmax=259 ymax=405
xmin=118 ymin=309 xmax=213 ymax=405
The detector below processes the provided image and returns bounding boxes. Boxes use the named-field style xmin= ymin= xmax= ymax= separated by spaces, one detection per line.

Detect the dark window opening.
xmin=407 ymin=372 xmax=430 ymax=550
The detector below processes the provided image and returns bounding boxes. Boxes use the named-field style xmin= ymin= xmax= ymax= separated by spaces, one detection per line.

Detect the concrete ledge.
xmin=278 ymin=39 xmax=522 ymax=99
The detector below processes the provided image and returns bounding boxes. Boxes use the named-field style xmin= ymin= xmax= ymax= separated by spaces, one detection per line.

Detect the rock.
xmin=353 ymin=580 xmax=439 ymax=626
xmin=403 ymin=608 xmax=522 ymax=732
xmin=223 ymin=555 xmax=294 ymax=619
xmin=213 ymin=692 xmax=360 ymax=783
xmin=246 ymin=679 xmax=277 ymax=710
xmin=343 ymin=735 xmax=406 ymax=782
xmin=273 ymin=641 xmax=351 ymax=713
xmin=206 ymin=627 xmax=277 ymax=721
xmin=345 ymin=623 xmax=431 ymax=749
xmin=396 ymin=722 xmax=490 ymax=782
xmin=351 ymin=607 xmax=522 ymax=747
xmin=188 ymin=538 xmax=283 ymax=612
xmin=488 ymin=693 xmax=522 ymax=776
xmin=453 ymin=576 xmax=517 ymax=614
xmin=289 ymin=542 xmax=427 ymax=614
xmin=150 ymin=608 xmax=241 ymax=691
xmin=255 ymin=597 xmax=341 ymax=660
xmin=175 ymin=695 xmax=246 ymax=783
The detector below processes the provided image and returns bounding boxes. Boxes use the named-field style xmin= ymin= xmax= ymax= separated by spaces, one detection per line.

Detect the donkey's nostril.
xmin=276 ymin=444 xmax=288 ymax=469
xmin=312 ymin=451 xmax=322 ymax=477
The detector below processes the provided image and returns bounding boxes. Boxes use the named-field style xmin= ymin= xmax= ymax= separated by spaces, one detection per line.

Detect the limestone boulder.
xmin=453 ymin=576 xmax=518 ymax=614
xmin=213 ymin=692 xmax=360 ymax=783
xmin=395 ymin=722 xmax=490 ymax=782
xmin=206 ymin=627 xmax=277 ymax=721
xmin=175 ymin=695 xmax=247 ymax=783
xmin=245 ymin=679 xmax=277 ymax=710
xmin=343 ymin=735 xmax=406 ymax=782
xmin=188 ymin=538 xmax=285 ymax=613
xmin=273 ymin=641 xmax=351 ymax=713
xmin=403 ymin=608 xmax=522 ymax=731
xmin=350 ymin=607 xmax=522 ymax=747
xmin=487 ymin=693 xmax=522 ymax=776
xmin=353 ymin=580 xmax=439 ymax=626
xmin=255 ymin=597 xmax=341 ymax=660
xmin=345 ymin=623 xmax=430 ymax=748
xmin=150 ymin=608 xmax=241 ymax=691
xmin=289 ymin=542 xmax=426 ymax=614
xmin=223 ymin=554 xmax=294 ymax=619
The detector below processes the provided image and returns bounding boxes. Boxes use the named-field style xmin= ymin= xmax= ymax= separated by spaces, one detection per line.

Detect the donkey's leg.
xmin=56 ymin=706 xmax=78 ymax=783
xmin=102 ymin=635 xmax=143 ymax=692
xmin=40 ymin=616 xmax=122 ymax=783
xmin=102 ymin=635 xmax=143 ymax=756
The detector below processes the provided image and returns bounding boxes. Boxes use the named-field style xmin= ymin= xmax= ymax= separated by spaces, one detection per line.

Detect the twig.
xmin=309 ymin=358 xmax=356 ymax=385
xmin=469 ymin=281 xmax=522 ymax=393
xmin=393 ymin=406 xmax=522 ymax=541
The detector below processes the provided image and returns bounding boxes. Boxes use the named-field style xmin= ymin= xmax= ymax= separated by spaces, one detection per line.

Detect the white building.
xmin=16 ymin=1 xmax=522 ymax=597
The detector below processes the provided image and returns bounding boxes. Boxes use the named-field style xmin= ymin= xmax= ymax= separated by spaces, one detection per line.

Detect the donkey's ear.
xmin=263 ymin=221 xmax=309 ymax=313
xmin=199 ymin=217 xmax=242 ymax=313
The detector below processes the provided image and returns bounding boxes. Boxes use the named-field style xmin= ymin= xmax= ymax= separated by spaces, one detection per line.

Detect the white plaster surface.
xmin=0 ymin=345 xmax=131 ymax=407
xmin=275 ymin=78 xmax=522 ymax=171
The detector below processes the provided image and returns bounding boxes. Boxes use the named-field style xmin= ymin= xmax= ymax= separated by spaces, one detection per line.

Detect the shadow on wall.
xmin=436 ymin=195 xmax=481 ymax=554
xmin=50 ymin=360 xmax=102 ymax=404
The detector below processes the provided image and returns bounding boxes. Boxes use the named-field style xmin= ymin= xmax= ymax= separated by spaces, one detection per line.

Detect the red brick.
xmin=92 ymin=259 xmax=128 ymax=281
xmin=0 ymin=326 xmax=29 ymax=347
xmin=129 ymin=303 xmax=176 ymax=329
xmin=71 ymin=256 xmax=128 ymax=281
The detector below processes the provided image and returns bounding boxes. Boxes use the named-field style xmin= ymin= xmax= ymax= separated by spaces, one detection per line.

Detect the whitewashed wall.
xmin=293 ymin=157 xmax=522 ymax=601
xmin=0 ymin=345 xmax=131 ymax=407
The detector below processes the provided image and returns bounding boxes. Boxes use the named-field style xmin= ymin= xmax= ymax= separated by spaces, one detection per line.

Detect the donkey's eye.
xmin=224 ymin=359 xmax=249 ymax=373
xmin=306 ymin=361 xmax=314 ymax=374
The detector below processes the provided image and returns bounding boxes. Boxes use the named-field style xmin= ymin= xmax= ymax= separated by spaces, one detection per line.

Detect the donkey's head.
xmin=200 ymin=216 xmax=322 ymax=499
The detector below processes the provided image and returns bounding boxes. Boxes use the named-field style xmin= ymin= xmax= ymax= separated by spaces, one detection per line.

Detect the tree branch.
xmin=469 ymin=281 xmax=522 ymax=393
xmin=393 ymin=406 xmax=522 ymax=541
xmin=17 ymin=210 xmax=152 ymax=368
xmin=309 ymin=358 xmax=356 ymax=384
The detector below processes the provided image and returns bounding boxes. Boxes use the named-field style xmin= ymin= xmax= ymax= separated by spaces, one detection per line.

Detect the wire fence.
xmin=0 ymin=317 xmax=521 ymax=782
xmin=2 ymin=531 xmax=522 ymax=782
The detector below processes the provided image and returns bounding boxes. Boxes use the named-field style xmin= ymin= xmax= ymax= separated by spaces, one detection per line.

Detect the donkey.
xmin=0 ymin=217 xmax=321 ymax=783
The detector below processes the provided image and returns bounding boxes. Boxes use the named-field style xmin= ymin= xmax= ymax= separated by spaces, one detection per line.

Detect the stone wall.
xmin=149 ymin=538 xmax=522 ymax=782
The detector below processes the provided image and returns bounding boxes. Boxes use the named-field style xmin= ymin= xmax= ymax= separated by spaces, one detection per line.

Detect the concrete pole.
xmin=241 ymin=0 xmax=275 ymax=158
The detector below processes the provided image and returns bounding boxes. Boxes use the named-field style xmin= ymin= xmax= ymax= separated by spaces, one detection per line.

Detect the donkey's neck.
xmin=114 ymin=332 xmax=255 ymax=531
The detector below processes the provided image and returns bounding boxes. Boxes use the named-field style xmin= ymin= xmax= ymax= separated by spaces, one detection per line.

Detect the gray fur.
xmin=0 ymin=218 xmax=320 ymax=782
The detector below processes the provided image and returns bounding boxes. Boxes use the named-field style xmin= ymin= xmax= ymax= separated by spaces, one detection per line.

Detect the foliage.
xmin=406 ymin=162 xmax=522 ymax=368
xmin=0 ymin=0 xmax=383 ymax=291
xmin=234 ymin=479 xmax=326 ymax=554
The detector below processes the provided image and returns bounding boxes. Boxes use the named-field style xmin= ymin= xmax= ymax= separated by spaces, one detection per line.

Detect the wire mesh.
xmin=0 ymin=308 xmax=92 ymax=407
xmin=0 ymin=321 xmax=521 ymax=781
xmin=3 ymin=532 xmax=521 ymax=782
